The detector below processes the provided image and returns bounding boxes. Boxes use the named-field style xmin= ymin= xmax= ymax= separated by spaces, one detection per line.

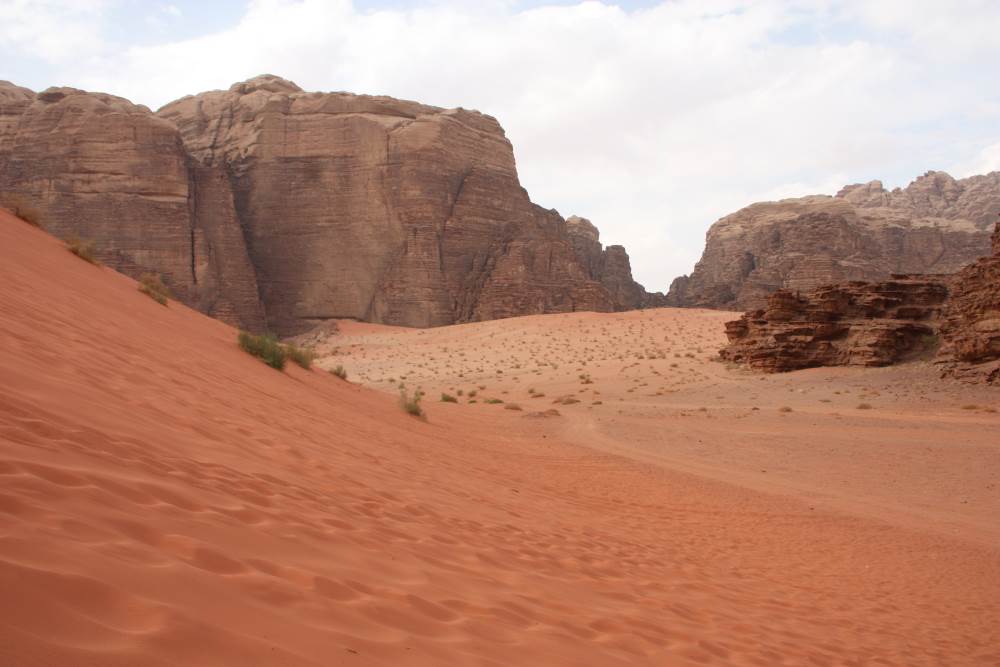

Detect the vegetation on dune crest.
xmin=237 ymin=332 xmax=317 ymax=372
xmin=286 ymin=343 xmax=314 ymax=369
xmin=1 ymin=194 xmax=43 ymax=228
xmin=66 ymin=236 xmax=100 ymax=265
xmin=440 ymin=393 xmax=458 ymax=403
xmin=138 ymin=273 xmax=171 ymax=306
xmin=330 ymin=365 xmax=348 ymax=380
xmin=238 ymin=332 xmax=288 ymax=370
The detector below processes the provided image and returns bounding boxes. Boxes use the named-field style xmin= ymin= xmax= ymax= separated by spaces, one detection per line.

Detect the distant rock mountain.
xmin=0 ymin=75 xmax=661 ymax=335
xmin=564 ymin=216 xmax=665 ymax=311
xmin=666 ymin=171 xmax=1000 ymax=311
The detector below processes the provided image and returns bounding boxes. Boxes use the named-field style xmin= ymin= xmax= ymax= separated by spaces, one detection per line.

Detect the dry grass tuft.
xmin=138 ymin=273 xmax=171 ymax=306
xmin=66 ymin=236 xmax=100 ymax=265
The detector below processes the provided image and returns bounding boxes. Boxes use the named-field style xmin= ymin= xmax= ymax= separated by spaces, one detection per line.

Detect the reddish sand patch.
xmin=1 ymin=210 xmax=999 ymax=665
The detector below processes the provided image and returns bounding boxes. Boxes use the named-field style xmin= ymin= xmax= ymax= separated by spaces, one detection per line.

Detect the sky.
xmin=2 ymin=0 xmax=999 ymax=290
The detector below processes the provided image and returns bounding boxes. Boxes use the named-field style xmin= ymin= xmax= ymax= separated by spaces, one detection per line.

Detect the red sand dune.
xmin=1 ymin=209 xmax=999 ymax=666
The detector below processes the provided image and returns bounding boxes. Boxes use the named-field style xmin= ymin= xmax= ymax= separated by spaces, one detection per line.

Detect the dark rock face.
xmin=719 ymin=277 xmax=949 ymax=372
xmin=0 ymin=75 xmax=660 ymax=335
xmin=667 ymin=172 xmax=1000 ymax=311
xmin=938 ymin=220 xmax=1000 ymax=383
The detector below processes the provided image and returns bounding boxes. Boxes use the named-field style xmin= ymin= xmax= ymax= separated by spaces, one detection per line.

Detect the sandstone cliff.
xmin=667 ymin=171 xmax=1000 ymax=311
xmin=0 ymin=76 xmax=660 ymax=335
xmin=938 ymin=219 xmax=1000 ymax=383
xmin=565 ymin=216 xmax=666 ymax=310
xmin=0 ymin=82 xmax=266 ymax=331
xmin=719 ymin=277 xmax=949 ymax=372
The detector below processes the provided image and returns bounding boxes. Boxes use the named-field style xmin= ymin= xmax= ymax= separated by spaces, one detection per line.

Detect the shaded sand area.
xmin=1 ymin=210 xmax=998 ymax=666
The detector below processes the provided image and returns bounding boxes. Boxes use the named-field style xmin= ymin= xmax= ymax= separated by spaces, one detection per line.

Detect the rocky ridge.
xmin=938 ymin=219 xmax=1000 ymax=383
xmin=719 ymin=277 xmax=949 ymax=372
xmin=720 ymin=220 xmax=1000 ymax=382
xmin=667 ymin=171 xmax=1000 ymax=311
xmin=0 ymin=75 xmax=660 ymax=334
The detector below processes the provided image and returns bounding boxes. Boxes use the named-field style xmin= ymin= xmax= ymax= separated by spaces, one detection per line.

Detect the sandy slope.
xmin=1 ymin=209 xmax=999 ymax=666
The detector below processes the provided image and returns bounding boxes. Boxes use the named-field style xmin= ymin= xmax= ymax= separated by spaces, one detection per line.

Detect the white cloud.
xmin=3 ymin=0 xmax=1000 ymax=290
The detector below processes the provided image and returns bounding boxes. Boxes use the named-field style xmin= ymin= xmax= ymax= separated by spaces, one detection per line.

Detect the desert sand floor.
xmin=1 ymin=210 xmax=998 ymax=666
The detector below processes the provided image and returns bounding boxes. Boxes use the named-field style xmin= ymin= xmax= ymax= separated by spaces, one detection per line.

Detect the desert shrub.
xmin=857 ymin=403 xmax=873 ymax=410
xmin=285 ymin=344 xmax=314 ymax=369
xmin=66 ymin=236 xmax=100 ymax=265
xmin=484 ymin=398 xmax=503 ymax=404
xmin=779 ymin=406 xmax=793 ymax=413
xmin=504 ymin=403 xmax=522 ymax=411
xmin=330 ymin=365 xmax=347 ymax=380
xmin=440 ymin=393 xmax=458 ymax=403
xmin=400 ymin=388 xmax=425 ymax=418
xmin=238 ymin=331 xmax=287 ymax=370
xmin=137 ymin=273 xmax=171 ymax=305
xmin=1 ymin=194 xmax=43 ymax=227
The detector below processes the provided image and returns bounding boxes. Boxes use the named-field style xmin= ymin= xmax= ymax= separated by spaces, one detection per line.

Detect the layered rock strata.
xmin=565 ymin=216 xmax=666 ymax=310
xmin=719 ymin=277 xmax=949 ymax=372
xmin=0 ymin=76 xmax=660 ymax=334
xmin=668 ymin=171 xmax=1000 ymax=311
xmin=938 ymin=220 xmax=1000 ymax=383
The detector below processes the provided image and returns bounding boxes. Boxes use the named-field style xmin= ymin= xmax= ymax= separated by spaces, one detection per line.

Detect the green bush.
xmin=238 ymin=331 xmax=287 ymax=370
xmin=330 ymin=365 xmax=347 ymax=380
xmin=440 ymin=393 xmax=458 ymax=403
xmin=285 ymin=344 xmax=314 ymax=369
xmin=400 ymin=388 xmax=425 ymax=418
xmin=138 ymin=273 xmax=171 ymax=306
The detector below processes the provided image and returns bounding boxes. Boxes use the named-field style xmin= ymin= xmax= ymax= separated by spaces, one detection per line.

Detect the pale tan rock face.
xmin=1 ymin=76 xmax=659 ymax=334
xmin=667 ymin=172 xmax=1000 ymax=311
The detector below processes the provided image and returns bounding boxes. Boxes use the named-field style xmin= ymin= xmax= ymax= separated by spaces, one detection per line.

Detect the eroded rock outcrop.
xmin=668 ymin=172 xmax=1000 ymax=311
xmin=0 ymin=76 xmax=660 ymax=334
xmin=565 ymin=215 xmax=666 ymax=310
xmin=719 ymin=277 xmax=949 ymax=372
xmin=938 ymin=220 xmax=1000 ymax=383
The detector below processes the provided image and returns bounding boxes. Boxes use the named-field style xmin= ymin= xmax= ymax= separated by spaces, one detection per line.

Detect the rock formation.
xmin=938 ymin=219 xmax=1000 ymax=383
xmin=565 ymin=216 xmax=665 ymax=310
xmin=0 ymin=82 xmax=267 ymax=332
xmin=0 ymin=75 xmax=661 ymax=335
xmin=667 ymin=171 xmax=1000 ymax=311
xmin=719 ymin=277 xmax=949 ymax=372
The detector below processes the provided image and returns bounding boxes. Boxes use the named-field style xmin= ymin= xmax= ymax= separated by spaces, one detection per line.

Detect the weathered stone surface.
xmin=565 ymin=215 xmax=666 ymax=310
xmin=719 ymin=277 xmax=949 ymax=372
xmin=0 ymin=82 xmax=267 ymax=331
xmin=668 ymin=172 xmax=1000 ymax=311
xmin=0 ymin=76 xmax=659 ymax=334
xmin=938 ymin=219 xmax=1000 ymax=383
